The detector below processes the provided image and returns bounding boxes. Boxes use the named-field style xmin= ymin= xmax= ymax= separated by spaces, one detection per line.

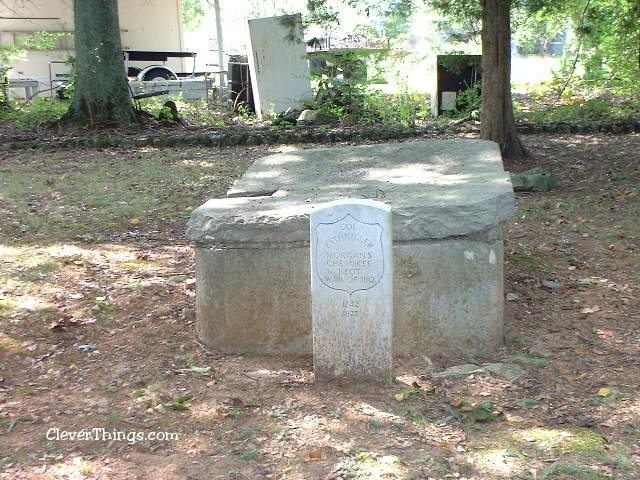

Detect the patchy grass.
xmin=0 ymin=147 xmax=255 ymax=245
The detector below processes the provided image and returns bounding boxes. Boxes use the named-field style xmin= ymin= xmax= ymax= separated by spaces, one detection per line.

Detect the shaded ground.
xmin=0 ymin=132 xmax=638 ymax=479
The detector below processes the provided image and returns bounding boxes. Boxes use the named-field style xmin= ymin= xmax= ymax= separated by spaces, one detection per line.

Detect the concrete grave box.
xmin=186 ymin=139 xmax=514 ymax=358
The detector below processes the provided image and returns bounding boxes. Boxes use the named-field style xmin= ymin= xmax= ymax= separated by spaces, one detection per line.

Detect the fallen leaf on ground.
xmin=308 ymin=449 xmax=324 ymax=460
xmin=580 ymin=306 xmax=601 ymax=314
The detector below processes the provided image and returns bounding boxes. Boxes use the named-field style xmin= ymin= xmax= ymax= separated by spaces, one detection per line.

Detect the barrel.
xmin=228 ymin=62 xmax=254 ymax=113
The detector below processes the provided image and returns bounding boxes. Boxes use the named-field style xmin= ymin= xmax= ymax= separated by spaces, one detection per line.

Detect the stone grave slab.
xmin=311 ymin=199 xmax=393 ymax=380
xmin=246 ymin=14 xmax=313 ymax=119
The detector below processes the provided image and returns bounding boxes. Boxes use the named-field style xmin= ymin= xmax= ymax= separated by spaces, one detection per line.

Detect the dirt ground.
xmin=0 ymin=132 xmax=638 ymax=479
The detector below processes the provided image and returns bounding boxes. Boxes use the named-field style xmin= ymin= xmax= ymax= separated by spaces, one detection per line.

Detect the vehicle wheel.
xmin=140 ymin=67 xmax=178 ymax=81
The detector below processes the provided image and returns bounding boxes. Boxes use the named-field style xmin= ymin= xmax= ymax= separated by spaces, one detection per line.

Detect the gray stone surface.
xmin=510 ymin=166 xmax=558 ymax=192
xmin=432 ymin=362 xmax=526 ymax=380
xmin=393 ymin=239 xmax=505 ymax=356
xmin=187 ymin=139 xmax=513 ymax=246
xmin=187 ymin=139 xmax=514 ymax=358
xmin=297 ymin=109 xmax=340 ymax=126
xmin=482 ymin=362 xmax=527 ymax=381
xmin=194 ymin=246 xmax=311 ymax=354
xmin=193 ymin=237 xmax=506 ymax=357
xmin=310 ymin=199 xmax=393 ymax=380
xmin=432 ymin=364 xmax=486 ymax=378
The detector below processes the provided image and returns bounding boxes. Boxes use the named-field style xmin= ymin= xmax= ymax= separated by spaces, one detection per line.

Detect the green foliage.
xmin=305 ymin=0 xmax=340 ymax=30
xmin=311 ymin=76 xmax=432 ymax=127
xmin=310 ymin=48 xmax=432 ymax=126
xmin=158 ymin=105 xmax=174 ymax=122
xmin=512 ymin=8 xmax=567 ymax=55
xmin=398 ymin=407 xmax=427 ymax=424
xmin=454 ymin=82 xmax=481 ymax=116
xmin=350 ymin=0 xmax=414 ymax=38
xmin=240 ymin=448 xmax=259 ymax=461
xmin=448 ymin=399 xmax=500 ymax=423
xmin=0 ymin=44 xmax=26 ymax=74
xmin=270 ymin=409 xmax=288 ymax=420
xmin=573 ymin=0 xmax=639 ymax=87
xmin=312 ymin=78 xmax=367 ymax=116
xmin=309 ymin=50 xmax=371 ymax=84
xmin=541 ymin=462 xmax=610 ymax=479
xmin=181 ymin=0 xmax=209 ymax=31
xmin=515 ymin=88 xmax=640 ymax=123
xmin=16 ymin=31 xmax=71 ymax=51
xmin=364 ymin=88 xmax=430 ymax=126
xmin=524 ymin=0 xmax=640 ymax=93
xmin=430 ymin=0 xmax=638 ymax=93
xmin=2 ymin=97 xmax=69 ymax=129
xmin=233 ymin=101 xmax=254 ymax=119
xmin=428 ymin=0 xmax=481 ymax=41
xmin=0 ymin=45 xmax=26 ymax=109
xmin=137 ymin=97 xmax=227 ymax=125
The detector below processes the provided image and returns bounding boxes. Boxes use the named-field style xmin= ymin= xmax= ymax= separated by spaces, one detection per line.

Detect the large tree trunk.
xmin=480 ymin=0 xmax=526 ymax=159
xmin=63 ymin=0 xmax=136 ymax=126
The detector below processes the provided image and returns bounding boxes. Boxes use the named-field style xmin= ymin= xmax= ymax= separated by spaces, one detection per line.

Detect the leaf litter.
xmin=0 ymin=134 xmax=638 ymax=479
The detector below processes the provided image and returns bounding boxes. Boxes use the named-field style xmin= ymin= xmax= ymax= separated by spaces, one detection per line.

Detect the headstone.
xmin=310 ymin=199 xmax=393 ymax=380
xmin=246 ymin=14 xmax=313 ymax=119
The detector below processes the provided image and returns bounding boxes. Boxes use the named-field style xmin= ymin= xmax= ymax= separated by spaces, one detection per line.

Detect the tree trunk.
xmin=63 ymin=0 xmax=136 ymax=126
xmin=480 ymin=0 xmax=526 ymax=159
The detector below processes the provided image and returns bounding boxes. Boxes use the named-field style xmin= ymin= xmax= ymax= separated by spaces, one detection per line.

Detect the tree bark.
xmin=480 ymin=0 xmax=526 ymax=159
xmin=63 ymin=0 xmax=136 ymax=126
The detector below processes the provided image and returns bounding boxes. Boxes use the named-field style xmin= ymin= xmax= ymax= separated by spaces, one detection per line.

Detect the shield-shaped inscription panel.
xmin=314 ymin=214 xmax=384 ymax=295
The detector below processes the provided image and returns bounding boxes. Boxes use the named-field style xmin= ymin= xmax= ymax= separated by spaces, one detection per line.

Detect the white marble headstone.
xmin=310 ymin=199 xmax=393 ymax=380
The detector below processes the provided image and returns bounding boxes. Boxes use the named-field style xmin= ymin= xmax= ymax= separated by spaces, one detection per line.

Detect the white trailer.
xmin=0 ymin=0 xmax=211 ymax=99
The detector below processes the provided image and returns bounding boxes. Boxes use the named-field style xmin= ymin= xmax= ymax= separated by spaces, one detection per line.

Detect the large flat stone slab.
xmin=187 ymin=139 xmax=514 ymax=246
xmin=187 ymin=139 xmax=514 ymax=358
